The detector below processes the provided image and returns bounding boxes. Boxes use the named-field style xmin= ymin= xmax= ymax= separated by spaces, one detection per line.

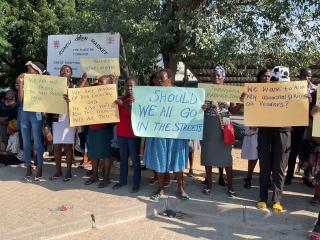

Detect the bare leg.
xmin=205 ymin=165 xmax=213 ymax=189
xmin=247 ymin=160 xmax=258 ymax=179
xmin=64 ymin=144 xmax=73 ymax=179
xmin=175 ymin=172 xmax=188 ymax=197
xmin=91 ymin=157 xmax=99 ymax=181
xmin=102 ymin=157 xmax=112 ymax=183
xmin=52 ymin=144 xmax=63 ymax=177
xmin=188 ymin=151 xmax=194 ymax=176
xmin=225 ymin=166 xmax=233 ymax=191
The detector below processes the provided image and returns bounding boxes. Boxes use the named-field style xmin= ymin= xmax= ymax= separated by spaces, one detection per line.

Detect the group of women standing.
xmin=16 ymin=61 xmax=320 ymax=217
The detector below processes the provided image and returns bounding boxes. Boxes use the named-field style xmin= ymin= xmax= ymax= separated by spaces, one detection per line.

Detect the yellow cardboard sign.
xmin=312 ymin=85 xmax=320 ymax=137
xmin=80 ymin=58 xmax=120 ymax=77
xmin=199 ymin=83 xmax=244 ymax=103
xmin=23 ymin=74 xmax=68 ymax=114
xmin=68 ymin=84 xmax=119 ymax=127
xmin=244 ymin=81 xmax=308 ymax=127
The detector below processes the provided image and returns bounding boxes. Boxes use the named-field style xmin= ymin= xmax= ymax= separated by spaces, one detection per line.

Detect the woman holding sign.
xmin=144 ymin=69 xmax=190 ymax=201
xmin=18 ymin=61 xmax=48 ymax=181
xmin=83 ymin=74 xmax=115 ymax=188
xmin=201 ymin=66 xmax=242 ymax=197
xmin=112 ymin=78 xmax=141 ymax=193
xmin=50 ymin=65 xmax=76 ymax=182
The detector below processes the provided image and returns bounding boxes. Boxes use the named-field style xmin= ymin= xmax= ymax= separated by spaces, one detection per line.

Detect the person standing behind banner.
xmin=144 ymin=69 xmax=190 ymax=201
xmin=49 ymin=65 xmax=76 ymax=182
xmin=201 ymin=65 xmax=242 ymax=197
xmin=256 ymin=66 xmax=292 ymax=212
xmin=112 ymin=78 xmax=141 ymax=193
xmin=18 ymin=61 xmax=48 ymax=182
xmin=83 ymin=74 xmax=116 ymax=188
xmin=285 ymin=68 xmax=316 ymax=186
xmin=242 ymin=69 xmax=271 ymax=189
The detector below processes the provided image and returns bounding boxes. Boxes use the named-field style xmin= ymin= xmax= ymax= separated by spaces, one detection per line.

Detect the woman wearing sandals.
xmin=201 ymin=65 xmax=242 ymax=197
xmin=84 ymin=74 xmax=115 ymax=188
xmin=112 ymin=78 xmax=141 ymax=193
xmin=242 ymin=69 xmax=271 ymax=189
xmin=144 ymin=69 xmax=190 ymax=201
xmin=18 ymin=61 xmax=48 ymax=181
xmin=49 ymin=65 xmax=76 ymax=182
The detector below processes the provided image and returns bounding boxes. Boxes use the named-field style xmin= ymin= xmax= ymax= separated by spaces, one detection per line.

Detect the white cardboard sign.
xmin=47 ymin=33 xmax=120 ymax=77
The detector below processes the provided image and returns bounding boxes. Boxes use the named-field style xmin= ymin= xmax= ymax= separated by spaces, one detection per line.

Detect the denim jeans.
xmin=118 ymin=136 xmax=141 ymax=187
xmin=20 ymin=111 xmax=44 ymax=167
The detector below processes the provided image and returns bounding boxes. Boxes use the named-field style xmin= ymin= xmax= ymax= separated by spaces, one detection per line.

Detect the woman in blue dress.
xmin=144 ymin=69 xmax=189 ymax=200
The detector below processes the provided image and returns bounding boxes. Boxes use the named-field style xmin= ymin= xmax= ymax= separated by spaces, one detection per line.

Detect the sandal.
xmin=22 ymin=176 xmax=32 ymax=182
xmin=63 ymin=177 xmax=72 ymax=182
xmin=149 ymin=177 xmax=158 ymax=185
xmin=272 ymin=202 xmax=283 ymax=213
xmin=49 ymin=175 xmax=62 ymax=181
xmin=112 ymin=182 xmax=125 ymax=190
xmin=179 ymin=193 xmax=190 ymax=201
xmin=256 ymin=201 xmax=268 ymax=211
xmin=187 ymin=170 xmax=194 ymax=177
xmin=34 ymin=177 xmax=44 ymax=182
xmin=228 ymin=190 xmax=237 ymax=198
xmin=202 ymin=188 xmax=211 ymax=195
xmin=84 ymin=178 xmax=98 ymax=185
xmin=151 ymin=190 xmax=165 ymax=201
xmin=98 ymin=180 xmax=110 ymax=188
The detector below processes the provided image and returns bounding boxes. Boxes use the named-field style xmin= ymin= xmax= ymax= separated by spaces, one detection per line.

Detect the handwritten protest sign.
xmin=80 ymin=58 xmax=120 ymax=77
xmin=244 ymin=81 xmax=308 ymax=127
xmin=23 ymin=74 xmax=67 ymax=114
xmin=199 ymin=83 xmax=244 ymax=103
xmin=68 ymin=84 xmax=119 ymax=127
xmin=312 ymin=85 xmax=320 ymax=137
xmin=132 ymin=86 xmax=205 ymax=140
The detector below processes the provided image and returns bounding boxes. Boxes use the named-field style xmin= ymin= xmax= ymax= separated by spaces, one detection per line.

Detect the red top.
xmin=89 ymin=124 xmax=106 ymax=129
xmin=116 ymin=96 xmax=135 ymax=137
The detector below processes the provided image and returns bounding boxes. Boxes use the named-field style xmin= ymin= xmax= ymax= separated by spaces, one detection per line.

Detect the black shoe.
xmin=244 ymin=178 xmax=252 ymax=189
xmin=303 ymin=178 xmax=313 ymax=187
xmin=131 ymin=185 xmax=140 ymax=193
xmin=284 ymin=176 xmax=293 ymax=185
xmin=219 ymin=177 xmax=226 ymax=187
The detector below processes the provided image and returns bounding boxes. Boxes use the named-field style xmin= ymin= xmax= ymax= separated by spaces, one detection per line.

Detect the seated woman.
xmin=0 ymin=90 xmax=18 ymax=148
xmin=0 ymin=120 xmax=23 ymax=165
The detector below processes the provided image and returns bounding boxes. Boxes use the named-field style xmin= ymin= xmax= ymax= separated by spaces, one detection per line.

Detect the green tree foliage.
xmin=0 ymin=0 xmax=319 ymax=85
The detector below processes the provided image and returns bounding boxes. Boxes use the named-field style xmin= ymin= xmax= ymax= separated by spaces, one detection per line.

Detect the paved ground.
xmin=0 ymin=148 xmax=318 ymax=240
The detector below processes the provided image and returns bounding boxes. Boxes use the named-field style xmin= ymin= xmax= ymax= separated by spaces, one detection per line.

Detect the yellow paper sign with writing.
xmin=199 ymin=83 xmax=244 ymax=103
xmin=68 ymin=84 xmax=119 ymax=127
xmin=244 ymin=81 xmax=308 ymax=127
xmin=80 ymin=58 xmax=120 ymax=77
xmin=23 ymin=74 xmax=67 ymax=114
xmin=312 ymin=85 xmax=320 ymax=137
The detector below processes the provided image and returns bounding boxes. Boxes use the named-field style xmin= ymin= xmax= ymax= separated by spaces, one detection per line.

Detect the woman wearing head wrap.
xmin=17 ymin=61 xmax=47 ymax=181
xmin=201 ymin=65 xmax=242 ymax=197
xmin=144 ymin=69 xmax=190 ymax=200
xmin=256 ymin=66 xmax=292 ymax=212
